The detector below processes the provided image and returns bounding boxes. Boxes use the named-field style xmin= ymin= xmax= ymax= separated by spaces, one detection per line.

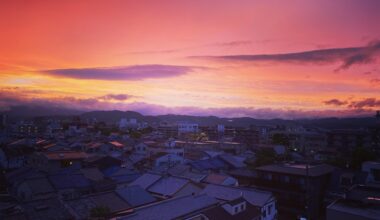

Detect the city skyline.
xmin=1 ymin=0 xmax=380 ymax=118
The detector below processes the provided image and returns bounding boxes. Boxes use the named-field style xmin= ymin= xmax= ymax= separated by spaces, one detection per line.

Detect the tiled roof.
xmin=147 ymin=176 xmax=189 ymax=196
xmin=203 ymin=173 xmax=229 ymax=185
xmin=117 ymin=194 xmax=218 ymax=220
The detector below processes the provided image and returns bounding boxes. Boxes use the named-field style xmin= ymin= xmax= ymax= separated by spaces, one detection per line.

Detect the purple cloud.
xmin=323 ymin=97 xmax=380 ymax=109
xmin=348 ymin=98 xmax=380 ymax=109
xmin=323 ymin=99 xmax=348 ymax=106
xmin=98 ymin=93 xmax=134 ymax=101
xmin=0 ymin=89 xmax=376 ymax=119
xmin=193 ymin=40 xmax=380 ymax=70
xmin=42 ymin=64 xmax=197 ymax=81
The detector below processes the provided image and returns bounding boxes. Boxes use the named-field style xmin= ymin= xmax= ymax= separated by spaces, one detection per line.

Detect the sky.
xmin=1 ymin=0 xmax=380 ymax=118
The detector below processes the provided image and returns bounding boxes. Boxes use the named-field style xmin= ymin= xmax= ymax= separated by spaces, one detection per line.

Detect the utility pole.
xmin=305 ymin=160 xmax=310 ymax=220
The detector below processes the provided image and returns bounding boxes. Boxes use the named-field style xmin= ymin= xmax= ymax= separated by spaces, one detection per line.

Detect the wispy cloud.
xmin=192 ymin=41 xmax=380 ymax=71
xmin=323 ymin=99 xmax=348 ymax=106
xmin=126 ymin=40 xmax=252 ymax=55
xmin=41 ymin=64 xmax=197 ymax=81
xmin=348 ymin=98 xmax=380 ymax=109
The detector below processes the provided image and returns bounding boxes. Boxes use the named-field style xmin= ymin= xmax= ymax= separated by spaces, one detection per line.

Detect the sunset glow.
xmin=1 ymin=0 xmax=380 ymax=118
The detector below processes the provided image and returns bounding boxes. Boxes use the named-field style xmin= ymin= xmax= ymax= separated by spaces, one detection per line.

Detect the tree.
xmin=254 ymin=148 xmax=277 ymax=167
xmin=271 ymin=133 xmax=290 ymax=146
xmin=350 ymin=146 xmax=376 ymax=170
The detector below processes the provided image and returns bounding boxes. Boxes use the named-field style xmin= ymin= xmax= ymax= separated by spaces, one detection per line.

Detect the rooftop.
xmin=201 ymin=184 xmax=273 ymax=207
xmin=115 ymin=194 xmax=218 ymax=220
xmin=116 ymin=185 xmax=156 ymax=207
xmin=327 ymin=185 xmax=380 ymax=219
xmin=147 ymin=176 xmax=189 ymax=196
xmin=43 ymin=151 xmax=88 ymax=160
xmin=256 ymin=163 xmax=336 ymax=177
xmin=129 ymin=173 xmax=162 ymax=189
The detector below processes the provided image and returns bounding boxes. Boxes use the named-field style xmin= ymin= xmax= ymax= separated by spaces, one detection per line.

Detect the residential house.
xmin=32 ymin=151 xmax=88 ymax=171
xmin=185 ymin=197 xmax=261 ymax=220
xmin=201 ymin=184 xmax=276 ymax=220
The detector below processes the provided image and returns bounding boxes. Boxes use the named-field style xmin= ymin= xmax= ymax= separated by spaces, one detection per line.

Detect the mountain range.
xmin=1 ymin=105 xmax=378 ymax=129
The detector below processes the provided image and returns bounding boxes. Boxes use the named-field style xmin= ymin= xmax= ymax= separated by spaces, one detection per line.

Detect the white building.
xmin=119 ymin=118 xmax=138 ymax=129
xmin=178 ymin=122 xmax=199 ymax=134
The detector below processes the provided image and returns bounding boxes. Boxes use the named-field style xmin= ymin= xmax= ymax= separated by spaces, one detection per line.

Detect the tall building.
xmin=231 ymin=163 xmax=335 ymax=219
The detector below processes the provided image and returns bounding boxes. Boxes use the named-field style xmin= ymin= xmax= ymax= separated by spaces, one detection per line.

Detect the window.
xmin=235 ymin=207 xmax=238 ymax=213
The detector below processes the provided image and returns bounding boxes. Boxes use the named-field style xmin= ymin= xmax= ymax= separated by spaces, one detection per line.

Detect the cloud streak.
xmin=42 ymin=64 xmax=197 ymax=81
xmin=323 ymin=99 xmax=348 ymax=106
xmin=193 ymin=41 xmax=380 ymax=70
xmin=126 ymin=40 xmax=252 ymax=55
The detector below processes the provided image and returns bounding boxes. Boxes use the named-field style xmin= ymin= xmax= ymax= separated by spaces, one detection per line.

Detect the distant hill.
xmin=1 ymin=105 xmax=377 ymax=129
xmin=1 ymin=105 xmax=83 ymax=119
xmin=80 ymin=111 xmax=377 ymax=129
xmin=81 ymin=110 xmax=151 ymax=123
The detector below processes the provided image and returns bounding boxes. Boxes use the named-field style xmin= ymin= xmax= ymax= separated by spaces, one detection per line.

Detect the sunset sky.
xmin=1 ymin=0 xmax=380 ymax=118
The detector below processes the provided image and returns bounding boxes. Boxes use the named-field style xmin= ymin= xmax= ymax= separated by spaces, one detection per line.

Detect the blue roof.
xmin=49 ymin=173 xmax=91 ymax=190
xmin=190 ymin=157 xmax=229 ymax=171
xmin=116 ymin=185 xmax=156 ymax=207
xmin=110 ymin=173 xmax=141 ymax=184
